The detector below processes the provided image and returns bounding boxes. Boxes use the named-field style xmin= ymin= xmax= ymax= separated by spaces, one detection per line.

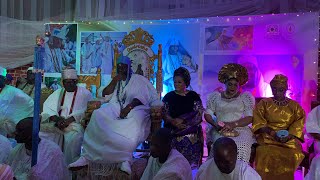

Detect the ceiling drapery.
xmin=0 ymin=0 xmax=319 ymax=68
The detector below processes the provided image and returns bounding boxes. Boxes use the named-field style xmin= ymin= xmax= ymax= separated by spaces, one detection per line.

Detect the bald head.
xmin=213 ymin=137 xmax=238 ymax=174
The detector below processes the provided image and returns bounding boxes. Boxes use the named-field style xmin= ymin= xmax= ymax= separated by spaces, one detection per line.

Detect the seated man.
xmin=195 ymin=137 xmax=261 ymax=180
xmin=40 ymin=68 xmax=92 ymax=164
xmin=69 ymin=56 xmax=159 ymax=176
xmin=141 ymin=128 xmax=192 ymax=180
xmin=0 ymin=66 xmax=34 ymax=136
xmin=16 ymin=67 xmax=46 ymax=98
xmin=6 ymin=117 xmax=68 ymax=179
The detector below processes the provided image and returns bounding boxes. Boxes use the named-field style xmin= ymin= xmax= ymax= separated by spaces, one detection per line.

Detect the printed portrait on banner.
xmin=44 ymin=23 xmax=78 ymax=73
xmin=80 ymin=31 xmax=127 ymax=75
xmin=205 ymin=25 xmax=253 ymax=51
xmin=162 ymin=38 xmax=199 ymax=93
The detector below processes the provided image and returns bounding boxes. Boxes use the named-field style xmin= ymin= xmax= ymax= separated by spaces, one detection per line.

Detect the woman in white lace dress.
xmin=204 ymin=63 xmax=255 ymax=163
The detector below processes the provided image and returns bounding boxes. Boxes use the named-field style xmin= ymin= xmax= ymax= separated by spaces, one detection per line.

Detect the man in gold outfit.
xmin=252 ymin=74 xmax=305 ymax=180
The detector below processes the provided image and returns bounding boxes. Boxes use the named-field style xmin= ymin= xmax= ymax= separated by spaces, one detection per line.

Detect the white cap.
xmin=27 ymin=67 xmax=34 ymax=71
xmin=52 ymin=26 xmax=68 ymax=40
xmin=62 ymin=68 xmax=78 ymax=80
xmin=0 ymin=66 xmax=7 ymax=76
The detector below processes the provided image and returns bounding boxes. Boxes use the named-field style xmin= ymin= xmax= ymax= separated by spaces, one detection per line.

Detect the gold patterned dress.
xmin=252 ymin=98 xmax=305 ymax=180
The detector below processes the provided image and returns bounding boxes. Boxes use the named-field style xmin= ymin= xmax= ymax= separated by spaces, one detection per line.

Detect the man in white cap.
xmin=45 ymin=27 xmax=73 ymax=73
xmin=0 ymin=66 xmax=34 ymax=137
xmin=16 ymin=67 xmax=46 ymax=98
xmin=40 ymin=68 xmax=92 ymax=164
xmin=69 ymin=56 xmax=159 ymax=177
xmin=50 ymin=78 xmax=62 ymax=91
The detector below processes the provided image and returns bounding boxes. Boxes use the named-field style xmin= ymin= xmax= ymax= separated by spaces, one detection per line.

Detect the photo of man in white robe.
xmin=44 ymin=27 xmax=74 ymax=73
xmin=81 ymin=37 xmax=94 ymax=74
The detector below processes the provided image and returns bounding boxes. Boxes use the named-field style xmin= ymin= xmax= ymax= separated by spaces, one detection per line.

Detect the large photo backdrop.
xmin=41 ymin=12 xmax=318 ymax=112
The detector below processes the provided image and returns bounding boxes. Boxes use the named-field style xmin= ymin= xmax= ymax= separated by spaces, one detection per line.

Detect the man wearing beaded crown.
xmin=69 ymin=55 xmax=159 ymax=177
xmin=40 ymin=68 xmax=92 ymax=164
xmin=0 ymin=66 xmax=34 ymax=137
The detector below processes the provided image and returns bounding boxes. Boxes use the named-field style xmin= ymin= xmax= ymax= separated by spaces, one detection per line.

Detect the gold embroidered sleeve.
xmin=252 ymin=99 xmax=268 ymax=133
xmin=288 ymin=104 xmax=305 ymax=141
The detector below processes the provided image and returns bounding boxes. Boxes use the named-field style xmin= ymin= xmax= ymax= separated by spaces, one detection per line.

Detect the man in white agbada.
xmin=16 ymin=67 xmax=46 ymax=98
xmin=6 ymin=117 xmax=68 ymax=180
xmin=195 ymin=137 xmax=261 ymax=180
xmin=69 ymin=56 xmax=159 ymax=176
xmin=40 ymin=68 xmax=92 ymax=164
xmin=0 ymin=66 xmax=34 ymax=137
xmin=0 ymin=135 xmax=12 ymax=163
xmin=141 ymin=128 xmax=192 ymax=180
xmin=81 ymin=37 xmax=94 ymax=74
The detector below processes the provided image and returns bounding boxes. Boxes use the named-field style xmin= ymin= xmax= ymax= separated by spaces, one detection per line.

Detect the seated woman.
xmin=252 ymin=74 xmax=305 ymax=179
xmin=162 ymin=67 xmax=203 ymax=169
xmin=204 ymin=63 xmax=255 ymax=163
xmin=68 ymin=56 xmax=159 ymax=177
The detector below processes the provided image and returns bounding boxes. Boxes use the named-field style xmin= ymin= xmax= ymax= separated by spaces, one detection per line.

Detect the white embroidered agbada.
xmin=205 ymin=91 xmax=256 ymax=162
xmin=0 ymin=135 xmax=12 ymax=163
xmin=305 ymin=154 xmax=320 ymax=180
xmin=40 ymin=86 xmax=92 ymax=164
xmin=306 ymin=105 xmax=320 ymax=154
xmin=195 ymin=159 xmax=261 ymax=180
xmin=0 ymin=85 xmax=34 ymax=136
xmin=82 ymin=74 xmax=158 ymax=164
xmin=6 ymin=139 xmax=68 ymax=180
xmin=141 ymin=149 xmax=192 ymax=180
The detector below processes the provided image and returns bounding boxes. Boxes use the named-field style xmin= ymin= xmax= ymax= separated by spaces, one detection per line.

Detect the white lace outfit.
xmin=206 ymin=91 xmax=256 ymax=162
